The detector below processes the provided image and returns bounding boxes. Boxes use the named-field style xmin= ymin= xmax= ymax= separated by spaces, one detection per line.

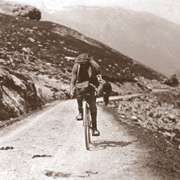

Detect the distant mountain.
xmin=43 ymin=7 xmax=180 ymax=76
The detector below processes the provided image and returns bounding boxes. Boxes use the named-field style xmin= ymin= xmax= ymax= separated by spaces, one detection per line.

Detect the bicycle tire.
xmin=87 ymin=107 xmax=91 ymax=143
xmin=83 ymin=101 xmax=91 ymax=150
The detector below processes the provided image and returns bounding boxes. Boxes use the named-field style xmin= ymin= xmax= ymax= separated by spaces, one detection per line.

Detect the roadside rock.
xmin=168 ymin=114 xmax=176 ymax=122
xmin=0 ymin=67 xmax=43 ymax=121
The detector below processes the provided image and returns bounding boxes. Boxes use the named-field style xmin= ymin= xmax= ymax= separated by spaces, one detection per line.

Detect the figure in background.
xmin=102 ymin=77 xmax=112 ymax=106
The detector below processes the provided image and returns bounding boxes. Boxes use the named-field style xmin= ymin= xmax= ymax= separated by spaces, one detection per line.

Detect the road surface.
xmin=0 ymin=99 xmax=178 ymax=180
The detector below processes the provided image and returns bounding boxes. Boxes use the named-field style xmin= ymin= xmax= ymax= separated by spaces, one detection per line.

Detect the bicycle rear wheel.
xmin=83 ymin=101 xmax=91 ymax=150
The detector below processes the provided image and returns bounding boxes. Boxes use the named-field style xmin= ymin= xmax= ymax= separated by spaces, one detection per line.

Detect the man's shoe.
xmin=92 ymin=129 xmax=100 ymax=136
xmin=76 ymin=113 xmax=83 ymax=121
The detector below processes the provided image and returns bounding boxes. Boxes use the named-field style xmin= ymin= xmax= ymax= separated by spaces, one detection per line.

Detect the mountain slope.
xmin=0 ymin=11 xmax=166 ymax=121
xmin=44 ymin=7 xmax=180 ymax=75
xmin=0 ymin=12 xmax=163 ymax=81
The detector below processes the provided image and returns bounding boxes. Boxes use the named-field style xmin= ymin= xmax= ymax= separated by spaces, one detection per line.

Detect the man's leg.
xmin=104 ymin=95 xmax=108 ymax=106
xmin=103 ymin=95 xmax=106 ymax=105
xmin=106 ymin=94 xmax=110 ymax=105
xmin=76 ymin=95 xmax=83 ymax=120
xmin=87 ymin=92 xmax=100 ymax=136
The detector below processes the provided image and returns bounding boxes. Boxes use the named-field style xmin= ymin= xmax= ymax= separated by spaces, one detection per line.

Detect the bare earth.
xmin=0 ymin=100 xmax=179 ymax=180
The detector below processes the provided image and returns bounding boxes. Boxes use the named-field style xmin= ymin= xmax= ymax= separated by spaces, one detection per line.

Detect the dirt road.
xmin=0 ymin=99 xmax=178 ymax=180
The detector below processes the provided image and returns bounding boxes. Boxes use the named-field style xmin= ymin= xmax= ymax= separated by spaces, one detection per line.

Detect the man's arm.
xmin=90 ymin=58 xmax=101 ymax=74
xmin=108 ymin=82 xmax=112 ymax=93
xmin=89 ymin=58 xmax=104 ymax=85
xmin=70 ymin=63 xmax=78 ymax=96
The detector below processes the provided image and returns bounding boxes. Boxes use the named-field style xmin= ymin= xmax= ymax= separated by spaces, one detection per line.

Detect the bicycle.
xmin=71 ymin=81 xmax=101 ymax=150
xmin=82 ymin=83 xmax=100 ymax=150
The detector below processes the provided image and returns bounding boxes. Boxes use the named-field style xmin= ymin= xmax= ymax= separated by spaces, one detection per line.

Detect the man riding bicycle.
xmin=70 ymin=53 xmax=101 ymax=136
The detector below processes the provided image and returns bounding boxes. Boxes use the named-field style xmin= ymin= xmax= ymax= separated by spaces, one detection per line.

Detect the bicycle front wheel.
xmin=83 ymin=101 xmax=91 ymax=150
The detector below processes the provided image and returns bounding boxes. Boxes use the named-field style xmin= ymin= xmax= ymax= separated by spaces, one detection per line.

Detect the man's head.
xmin=75 ymin=53 xmax=89 ymax=64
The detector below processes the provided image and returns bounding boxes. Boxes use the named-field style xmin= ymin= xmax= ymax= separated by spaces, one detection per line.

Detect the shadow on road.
xmin=92 ymin=140 xmax=136 ymax=151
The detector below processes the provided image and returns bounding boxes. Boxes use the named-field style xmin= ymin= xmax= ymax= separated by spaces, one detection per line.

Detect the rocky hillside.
xmin=103 ymin=92 xmax=180 ymax=174
xmin=44 ymin=7 xmax=180 ymax=75
xmin=0 ymin=13 xmax=164 ymax=80
xmin=0 ymin=9 xmax=166 ymax=122
xmin=108 ymin=89 xmax=180 ymax=147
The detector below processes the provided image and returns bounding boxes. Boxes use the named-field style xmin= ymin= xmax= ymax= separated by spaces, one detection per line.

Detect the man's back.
xmin=71 ymin=58 xmax=101 ymax=89
xmin=78 ymin=63 xmax=90 ymax=82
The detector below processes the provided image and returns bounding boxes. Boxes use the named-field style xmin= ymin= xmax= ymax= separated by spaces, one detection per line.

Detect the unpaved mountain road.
xmin=0 ymin=99 xmax=179 ymax=180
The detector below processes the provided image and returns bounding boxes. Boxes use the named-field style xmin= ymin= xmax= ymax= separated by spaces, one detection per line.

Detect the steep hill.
xmin=0 ymin=11 xmax=165 ymax=121
xmin=0 ymin=13 xmax=164 ymax=82
xmin=44 ymin=7 xmax=180 ymax=76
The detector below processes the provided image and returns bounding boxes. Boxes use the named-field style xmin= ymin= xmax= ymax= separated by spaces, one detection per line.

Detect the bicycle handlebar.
xmin=89 ymin=83 xmax=98 ymax=92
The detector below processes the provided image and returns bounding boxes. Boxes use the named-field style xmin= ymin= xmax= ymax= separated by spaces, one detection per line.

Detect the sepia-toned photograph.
xmin=0 ymin=0 xmax=180 ymax=179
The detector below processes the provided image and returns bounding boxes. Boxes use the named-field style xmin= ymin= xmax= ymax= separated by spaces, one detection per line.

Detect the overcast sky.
xmin=6 ymin=0 xmax=180 ymax=24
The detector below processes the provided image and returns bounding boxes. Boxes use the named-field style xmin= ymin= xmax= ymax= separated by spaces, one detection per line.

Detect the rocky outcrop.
xmin=12 ymin=5 xmax=41 ymax=20
xmin=0 ymin=2 xmax=41 ymax=20
xmin=0 ymin=67 xmax=43 ymax=121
